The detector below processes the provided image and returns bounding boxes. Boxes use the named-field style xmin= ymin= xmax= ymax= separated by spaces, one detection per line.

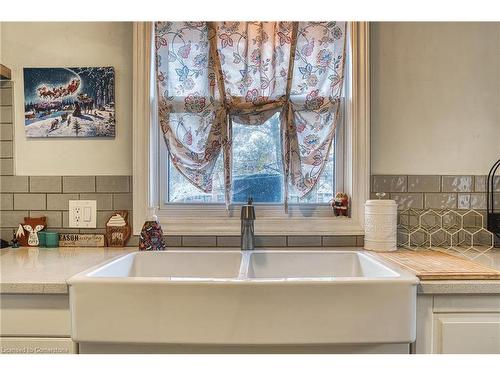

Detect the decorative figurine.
xmin=11 ymin=228 xmax=20 ymax=248
xmin=18 ymin=217 xmax=47 ymax=246
xmin=105 ymin=211 xmax=131 ymax=247
xmin=332 ymin=192 xmax=349 ymax=217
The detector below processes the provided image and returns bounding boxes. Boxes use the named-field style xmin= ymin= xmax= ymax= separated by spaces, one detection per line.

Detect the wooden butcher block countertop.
xmin=376 ymin=249 xmax=500 ymax=280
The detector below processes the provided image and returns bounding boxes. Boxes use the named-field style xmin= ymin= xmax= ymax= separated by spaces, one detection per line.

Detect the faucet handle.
xmin=241 ymin=197 xmax=255 ymax=220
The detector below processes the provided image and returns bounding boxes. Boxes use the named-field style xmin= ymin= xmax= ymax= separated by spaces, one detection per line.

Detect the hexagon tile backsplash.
xmin=372 ymin=174 xmax=500 ymax=248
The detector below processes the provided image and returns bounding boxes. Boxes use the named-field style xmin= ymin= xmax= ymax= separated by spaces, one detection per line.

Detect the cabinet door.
xmin=1 ymin=294 xmax=70 ymax=336
xmin=0 ymin=337 xmax=77 ymax=354
xmin=433 ymin=313 xmax=500 ymax=354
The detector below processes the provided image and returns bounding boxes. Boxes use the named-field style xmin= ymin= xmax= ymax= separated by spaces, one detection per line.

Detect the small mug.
xmin=37 ymin=231 xmax=47 ymax=247
xmin=45 ymin=232 xmax=59 ymax=248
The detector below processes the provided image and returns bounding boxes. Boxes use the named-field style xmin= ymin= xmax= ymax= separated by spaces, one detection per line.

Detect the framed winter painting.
xmin=23 ymin=67 xmax=115 ymax=138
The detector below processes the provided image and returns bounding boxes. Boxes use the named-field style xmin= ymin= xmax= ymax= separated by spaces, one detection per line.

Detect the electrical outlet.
xmin=69 ymin=200 xmax=97 ymax=228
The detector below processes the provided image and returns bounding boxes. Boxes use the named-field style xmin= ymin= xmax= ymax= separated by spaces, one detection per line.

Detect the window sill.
xmin=158 ymin=215 xmax=365 ymax=236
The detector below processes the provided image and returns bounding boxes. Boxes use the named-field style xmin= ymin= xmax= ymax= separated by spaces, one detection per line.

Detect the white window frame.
xmin=133 ymin=21 xmax=370 ymax=236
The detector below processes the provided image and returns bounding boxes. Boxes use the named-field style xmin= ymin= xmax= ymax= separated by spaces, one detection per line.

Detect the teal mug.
xmin=45 ymin=232 xmax=59 ymax=248
xmin=37 ymin=231 xmax=47 ymax=247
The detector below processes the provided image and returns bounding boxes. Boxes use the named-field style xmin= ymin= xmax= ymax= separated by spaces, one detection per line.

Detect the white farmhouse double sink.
xmin=68 ymin=249 xmax=417 ymax=351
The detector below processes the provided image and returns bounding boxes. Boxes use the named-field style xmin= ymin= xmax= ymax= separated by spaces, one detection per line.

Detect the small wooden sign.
xmin=58 ymin=233 xmax=105 ymax=247
xmin=0 ymin=64 xmax=12 ymax=80
xmin=105 ymin=211 xmax=131 ymax=247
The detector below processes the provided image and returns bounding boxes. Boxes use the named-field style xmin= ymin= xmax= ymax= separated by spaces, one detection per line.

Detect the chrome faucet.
xmin=241 ymin=197 xmax=255 ymax=250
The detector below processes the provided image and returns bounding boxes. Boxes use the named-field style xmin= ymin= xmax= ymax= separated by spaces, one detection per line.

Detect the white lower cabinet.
xmin=0 ymin=337 xmax=77 ymax=354
xmin=433 ymin=313 xmax=500 ymax=354
xmin=0 ymin=293 xmax=76 ymax=354
xmin=4 ymin=292 xmax=500 ymax=354
xmin=415 ymin=294 xmax=500 ymax=354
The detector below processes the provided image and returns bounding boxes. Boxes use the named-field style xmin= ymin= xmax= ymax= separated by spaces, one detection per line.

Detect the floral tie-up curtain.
xmin=155 ymin=21 xmax=346 ymax=207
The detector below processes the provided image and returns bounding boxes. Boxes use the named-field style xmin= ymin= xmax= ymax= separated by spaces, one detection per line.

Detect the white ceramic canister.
xmin=364 ymin=199 xmax=398 ymax=251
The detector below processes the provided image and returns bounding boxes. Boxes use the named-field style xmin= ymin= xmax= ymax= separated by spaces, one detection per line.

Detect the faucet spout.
xmin=241 ymin=197 xmax=255 ymax=251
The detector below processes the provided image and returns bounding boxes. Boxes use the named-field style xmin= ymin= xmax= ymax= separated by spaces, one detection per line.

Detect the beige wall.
xmin=1 ymin=22 xmax=133 ymax=175
xmin=371 ymin=22 xmax=500 ymax=175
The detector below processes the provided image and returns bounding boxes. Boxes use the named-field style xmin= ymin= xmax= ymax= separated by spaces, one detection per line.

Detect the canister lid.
xmin=365 ymin=199 xmax=397 ymax=206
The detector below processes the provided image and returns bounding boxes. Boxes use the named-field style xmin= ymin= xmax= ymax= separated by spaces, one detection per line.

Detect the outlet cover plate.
xmin=68 ymin=200 xmax=97 ymax=228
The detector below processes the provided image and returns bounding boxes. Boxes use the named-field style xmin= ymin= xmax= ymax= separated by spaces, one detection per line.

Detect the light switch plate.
xmin=68 ymin=200 xmax=97 ymax=228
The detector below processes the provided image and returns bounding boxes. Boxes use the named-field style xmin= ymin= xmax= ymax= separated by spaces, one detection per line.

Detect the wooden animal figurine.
xmin=332 ymin=192 xmax=349 ymax=217
xmin=105 ymin=211 xmax=131 ymax=247
xmin=18 ymin=217 xmax=47 ymax=246
xmin=14 ymin=224 xmax=24 ymax=246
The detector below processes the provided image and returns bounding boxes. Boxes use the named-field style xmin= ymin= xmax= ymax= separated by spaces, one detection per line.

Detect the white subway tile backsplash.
xmin=442 ymin=175 xmax=473 ymax=192
xmin=424 ymin=193 xmax=457 ymax=209
xmin=79 ymin=193 xmax=113 ymax=210
xmin=391 ymin=193 xmax=424 ymax=209
xmin=46 ymin=194 xmax=79 ymax=210
xmin=372 ymin=175 xmax=407 ymax=193
xmin=408 ymin=175 xmax=440 ymax=192
xmin=14 ymin=194 xmax=46 ymax=210
xmin=0 ymin=141 xmax=13 ymax=157
xmin=63 ymin=176 xmax=96 ymax=193
xmin=30 ymin=176 xmax=62 ymax=193
xmin=0 ymin=159 xmax=14 ymax=176
xmin=0 ymin=174 xmax=495 ymax=246
xmin=0 ymin=194 xmax=13 ymax=210
xmin=96 ymin=176 xmax=130 ymax=193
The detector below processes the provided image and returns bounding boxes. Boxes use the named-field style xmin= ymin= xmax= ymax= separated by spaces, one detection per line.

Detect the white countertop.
xmin=1 ymin=246 xmax=500 ymax=295
xmin=0 ymin=247 xmax=132 ymax=294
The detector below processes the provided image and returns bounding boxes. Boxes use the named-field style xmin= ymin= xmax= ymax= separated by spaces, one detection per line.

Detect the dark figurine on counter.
xmin=11 ymin=229 xmax=19 ymax=248
xmin=332 ymin=192 xmax=349 ymax=217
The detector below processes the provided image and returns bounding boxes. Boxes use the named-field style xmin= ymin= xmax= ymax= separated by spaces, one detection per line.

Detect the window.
xmin=155 ymin=24 xmax=348 ymax=206
xmin=161 ymin=107 xmax=342 ymax=206
xmin=133 ymin=22 xmax=369 ymax=235
xmin=231 ymin=114 xmax=284 ymax=204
